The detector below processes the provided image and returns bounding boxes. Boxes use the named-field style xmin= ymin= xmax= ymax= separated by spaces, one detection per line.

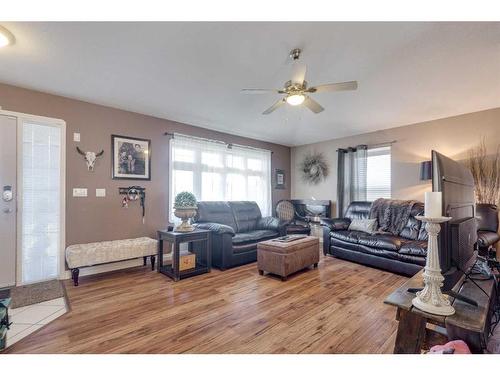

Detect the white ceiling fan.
xmin=241 ymin=48 xmax=358 ymax=115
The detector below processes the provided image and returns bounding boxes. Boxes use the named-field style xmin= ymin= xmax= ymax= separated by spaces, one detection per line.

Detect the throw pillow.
xmin=348 ymin=218 xmax=378 ymax=234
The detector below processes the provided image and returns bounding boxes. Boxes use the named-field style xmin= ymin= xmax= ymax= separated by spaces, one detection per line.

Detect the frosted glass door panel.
xmin=22 ymin=122 xmax=61 ymax=284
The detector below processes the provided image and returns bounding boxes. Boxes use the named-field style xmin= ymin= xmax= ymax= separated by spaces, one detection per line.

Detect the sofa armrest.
xmin=257 ymin=216 xmax=282 ymax=232
xmin=194 ymin=222 xmax=235 ymax=236
xmin=320 ymin=217 xmax=351 ymax=231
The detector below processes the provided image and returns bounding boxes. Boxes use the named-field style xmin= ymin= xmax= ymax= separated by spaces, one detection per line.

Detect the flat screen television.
xmin=431 ymin=150 xmax=477 ymax=290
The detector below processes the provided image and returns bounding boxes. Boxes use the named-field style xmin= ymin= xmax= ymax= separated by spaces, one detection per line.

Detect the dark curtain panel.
xmin=336 ymin=145 xmax=368 ymax=217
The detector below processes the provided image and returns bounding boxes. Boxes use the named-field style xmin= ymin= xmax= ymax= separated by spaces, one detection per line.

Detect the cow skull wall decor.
xmin=76 ymin=147 xmax=104 ymax=171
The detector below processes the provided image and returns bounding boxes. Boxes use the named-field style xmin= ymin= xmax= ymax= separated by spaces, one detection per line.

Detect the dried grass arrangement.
xmin=466 ymin=139 xmax=500 ymax=205
xmin=300 ymin=152 xmax=329 ymax=185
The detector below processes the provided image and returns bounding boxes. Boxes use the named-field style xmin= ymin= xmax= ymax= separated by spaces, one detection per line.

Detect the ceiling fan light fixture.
xmin=0 ymin=26 xmax=15 ymax=48
xmin=286 ymin=94 xmax=305 ymax=106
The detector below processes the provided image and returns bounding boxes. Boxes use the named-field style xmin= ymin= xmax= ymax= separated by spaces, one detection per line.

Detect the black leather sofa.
xmin=193 ymin=201 xmax=285 ymax=270
xmin=476 ymin=203 xmax=500 ymax=255
xmin=321 ymin=201 xmax=428 ymax=276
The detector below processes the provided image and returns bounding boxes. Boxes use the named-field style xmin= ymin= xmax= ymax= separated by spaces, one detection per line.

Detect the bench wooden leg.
xmin=71 ymin=268 xmax=80 ymax=286
xmin=393 ymin=308 xmax=426 ymax=353
xmin=143 ymin=256 xmax=147 ymax=266
xmin=150 ymin=255 xmax=156 ymax=271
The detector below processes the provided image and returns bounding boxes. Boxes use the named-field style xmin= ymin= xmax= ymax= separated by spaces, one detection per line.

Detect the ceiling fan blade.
xmin=303 ymin=96 xmax=324 ymax=114
xmin=241 ymin=88 xmax=280 ymax=94
xmin=291 ymin=63 xmax=307 ymax=85
xmin=307 ymin=81 xmax=358 ymax=93
xmin=262 ymin=99 xmax=285 ymax=115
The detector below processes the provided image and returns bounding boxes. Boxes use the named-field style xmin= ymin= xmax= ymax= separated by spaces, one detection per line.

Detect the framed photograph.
xmin=275 ymin=169 xmax=286 ymax=189
xmin=111 ymin=135 xmax=151 ymax=180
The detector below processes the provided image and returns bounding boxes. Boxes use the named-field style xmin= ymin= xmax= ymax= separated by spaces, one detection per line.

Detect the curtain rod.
xmin=368 ymin=140 xmax=397 ymax=148
xmin=164 ymin=132 xmax=273 ymax=154
xmin=336 ymin=140 xmax=396 ymax=152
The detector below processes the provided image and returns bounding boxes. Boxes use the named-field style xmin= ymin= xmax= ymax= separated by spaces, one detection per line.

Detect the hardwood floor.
xmin=5 ymin=253 xmax=407 ymax=353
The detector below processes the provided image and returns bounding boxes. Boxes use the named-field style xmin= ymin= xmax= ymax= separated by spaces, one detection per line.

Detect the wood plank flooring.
xmin=5 ymin=252 xmax=407 ymax=353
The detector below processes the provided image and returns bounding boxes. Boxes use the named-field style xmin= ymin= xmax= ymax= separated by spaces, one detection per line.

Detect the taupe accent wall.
xmin=0 ymin=83 xmax=291 ymax=246
xmin=291 ymin=107 xmax=500 ymax=215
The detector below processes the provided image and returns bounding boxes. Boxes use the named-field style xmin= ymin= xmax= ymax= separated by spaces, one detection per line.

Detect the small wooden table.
xmin=157 ymin=229 xmax=211 ymax=281
xmin=384 ymin=270 xmax=496 ymax=353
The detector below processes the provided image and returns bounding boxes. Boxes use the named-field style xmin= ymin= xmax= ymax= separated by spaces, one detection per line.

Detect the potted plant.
xmin=173 ymin=191 xmax=198 ymax=232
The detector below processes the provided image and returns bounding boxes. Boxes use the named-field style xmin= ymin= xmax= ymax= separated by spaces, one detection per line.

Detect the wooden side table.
xmin=384 ymin=270 xmax=496 ymax=353
xmin=157 ymin=228 xmax=211 ymax=281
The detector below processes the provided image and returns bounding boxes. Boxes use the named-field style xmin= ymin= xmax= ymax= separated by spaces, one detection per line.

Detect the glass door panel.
xmin=21 ymin=121 xmax=61 ymax=284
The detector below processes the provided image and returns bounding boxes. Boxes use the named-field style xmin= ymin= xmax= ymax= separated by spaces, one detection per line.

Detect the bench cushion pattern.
xmin=65 ymin=237 xmax=157 ymax=269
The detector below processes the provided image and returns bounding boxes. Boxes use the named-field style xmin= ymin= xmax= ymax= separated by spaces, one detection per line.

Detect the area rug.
xmin=10 ymin=280 xmax=65 ymax=309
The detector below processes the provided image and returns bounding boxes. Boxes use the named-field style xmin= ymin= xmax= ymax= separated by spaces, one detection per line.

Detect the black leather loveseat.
xmin=193 ymin=201 xmax=285 ymax=270
xmin=322 ymin=200 xmax=428 ymax=276
xmin=476 ymin=203 xmax=500 ymax=256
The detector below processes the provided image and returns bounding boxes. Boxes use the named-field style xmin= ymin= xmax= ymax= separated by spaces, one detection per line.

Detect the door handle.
xmin=2 ymin=208 xmax=12 ymax=214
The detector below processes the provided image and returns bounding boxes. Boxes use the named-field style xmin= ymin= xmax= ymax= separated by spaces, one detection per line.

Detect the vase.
xmin=173 ymin=207 xmax=197 ymax=232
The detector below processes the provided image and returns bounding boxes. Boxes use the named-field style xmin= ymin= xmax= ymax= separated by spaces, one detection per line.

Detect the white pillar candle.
xmin=424 ymin=192 xmax=442 ymax=218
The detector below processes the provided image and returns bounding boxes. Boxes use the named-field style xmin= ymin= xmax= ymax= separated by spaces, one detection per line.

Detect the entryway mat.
xmin=10 ymin=280 xmax=65 ymax=309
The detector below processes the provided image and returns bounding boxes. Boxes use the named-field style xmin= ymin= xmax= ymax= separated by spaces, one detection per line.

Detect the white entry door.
xmin=18 ymin=118 xmax=65 ymax=285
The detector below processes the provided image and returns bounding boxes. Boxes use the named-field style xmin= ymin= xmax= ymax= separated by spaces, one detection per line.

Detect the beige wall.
xmin=291 ymin=107 xmax=500 ymax=215
xmin=0 ymin=83 xmax=291 ymax=247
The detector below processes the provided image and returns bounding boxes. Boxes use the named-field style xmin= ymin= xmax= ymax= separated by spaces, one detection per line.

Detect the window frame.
xmin=168 ymin=135 xmax=272 ymax=222
xmin=366 ymin=145 xmax=392 ymax=201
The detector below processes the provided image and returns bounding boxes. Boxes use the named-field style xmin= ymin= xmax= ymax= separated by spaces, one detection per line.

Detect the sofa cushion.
xmin=348 ymin=218 xmax=378 ymax=234
xmin=344 ymin=201 xmax=371 ymax=220
xmin=399 ymin=202 xmax=424 ymax=240
xmin=357 ymin=233 xmax=403 ymax=251
xmin=229 ymin=201 xmax=262 ymax=233
xmin=195 ymin=201 xmax=237 ymax=231
xmin=232 ymin=230 xmax=278 ymax=246
xmin=398 ymin=240 xmax=427 ymax=257
xmin=330 ymin=230 xmax=365 ymax=244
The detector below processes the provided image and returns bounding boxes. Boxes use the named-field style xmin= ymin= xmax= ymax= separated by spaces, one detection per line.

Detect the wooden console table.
xmin=384 ymin=270 xmax=496 ymax=353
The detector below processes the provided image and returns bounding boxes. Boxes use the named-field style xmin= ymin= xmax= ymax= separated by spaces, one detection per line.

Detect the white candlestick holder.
xmin=412 ymin=216 xmax=455 ymax=316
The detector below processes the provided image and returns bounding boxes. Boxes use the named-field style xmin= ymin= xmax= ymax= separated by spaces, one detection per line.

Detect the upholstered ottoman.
xmin=257 ymin=236 xmax=319 ymax=281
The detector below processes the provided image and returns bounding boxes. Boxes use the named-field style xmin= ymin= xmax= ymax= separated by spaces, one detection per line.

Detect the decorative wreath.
xmin=300 ymin=152 xmax=329 ymax=185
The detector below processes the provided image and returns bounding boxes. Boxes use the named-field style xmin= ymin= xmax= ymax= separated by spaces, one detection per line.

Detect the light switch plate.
xmin=73 ymin=133 xmax=81 ymax=142
xmin=73 ymin=188 xmax=87 ymax=197
xmin=96 ymin=188 xmax=106 ymax=197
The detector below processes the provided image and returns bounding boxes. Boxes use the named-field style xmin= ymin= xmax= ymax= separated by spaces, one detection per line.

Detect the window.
xmin=21 ymin=121 xmax=63 ymax=284
xmin=366 ymin=146 xmax=391 ymax=201
xmin=169 ymin=134 xmax=272 ymax=221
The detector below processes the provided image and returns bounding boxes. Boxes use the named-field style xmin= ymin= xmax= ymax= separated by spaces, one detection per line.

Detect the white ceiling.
xmin=1 ymin=22 xmax=499 ymax=146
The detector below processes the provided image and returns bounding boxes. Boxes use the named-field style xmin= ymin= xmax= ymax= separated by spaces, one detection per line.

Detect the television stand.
xmin=385 ymin=269 xmax=497 ymax=353
xmin=406 ymin=287 xmax=478 ymax=307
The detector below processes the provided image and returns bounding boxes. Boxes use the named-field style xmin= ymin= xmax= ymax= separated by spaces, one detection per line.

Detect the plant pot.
xmin=173 ymin=207 xmax=197 ymax=232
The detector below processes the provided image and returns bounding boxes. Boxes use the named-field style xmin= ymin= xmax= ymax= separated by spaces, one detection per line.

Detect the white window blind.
xmin=22 ymin=122 xmax=62 ymax=284
xmin=169 ymin=135 xmax=272 ymax=221
xmin=366 ymin=146 xmax=391 ymax=201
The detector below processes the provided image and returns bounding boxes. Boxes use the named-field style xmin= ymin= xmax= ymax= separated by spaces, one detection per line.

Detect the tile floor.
xmin=6 ymin=297 xmax=67 ymax=347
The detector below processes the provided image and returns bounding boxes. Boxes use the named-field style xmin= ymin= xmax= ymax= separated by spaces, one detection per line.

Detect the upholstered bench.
xmin=257 ymin=236 xmax=319 ymax=281
xmin=65 ymin=237 xmax=158 ymax=286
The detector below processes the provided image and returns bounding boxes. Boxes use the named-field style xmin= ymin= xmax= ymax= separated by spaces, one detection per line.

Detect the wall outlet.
xmin=73 ymin=133 xmax=81 ymax=142
xmin=73 ymin=188 xmax=87 ymax=197
xmin=96 ymin=188 xmax=106 ymax=197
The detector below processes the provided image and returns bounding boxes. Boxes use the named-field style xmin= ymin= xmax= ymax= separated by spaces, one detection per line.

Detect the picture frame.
xmin=111 ymin=134 xmax=151 ymax=180
xmin=275 ymin=169 xmax=286 ymax=189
